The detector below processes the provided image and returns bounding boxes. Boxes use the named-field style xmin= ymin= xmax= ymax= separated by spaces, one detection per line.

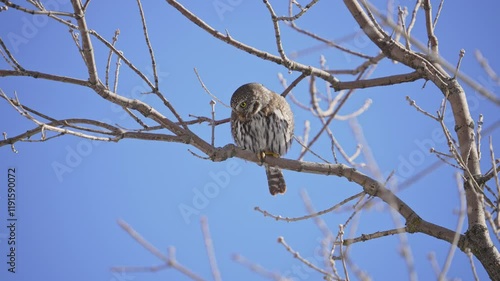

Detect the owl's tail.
xmin=265 ymin=164 xmax=286 ymax=195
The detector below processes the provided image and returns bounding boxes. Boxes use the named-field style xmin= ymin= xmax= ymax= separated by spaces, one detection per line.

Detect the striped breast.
xmin=231 ymin=109 xmax=293 ymax=156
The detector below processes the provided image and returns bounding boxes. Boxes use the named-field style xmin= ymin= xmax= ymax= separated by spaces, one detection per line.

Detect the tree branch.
xmin=335 ymin=70 xmax=424 ymax=91
xmin=164 ymin=0 xmax=340 ymax=86
xmin=343 ymin=1 xmax=500 ymax=278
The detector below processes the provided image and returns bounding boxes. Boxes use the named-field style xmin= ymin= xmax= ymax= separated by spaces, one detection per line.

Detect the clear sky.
xmin=0 ymin=1 xmax=499 ymax=281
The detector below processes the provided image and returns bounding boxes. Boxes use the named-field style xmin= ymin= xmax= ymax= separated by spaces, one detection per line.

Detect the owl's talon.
xmin=257 ymin=152 xmax=266 ymax=166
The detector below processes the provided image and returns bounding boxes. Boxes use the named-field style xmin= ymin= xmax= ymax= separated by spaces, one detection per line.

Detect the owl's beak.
xmin=239 ymin=111 xmax=251 ymax=120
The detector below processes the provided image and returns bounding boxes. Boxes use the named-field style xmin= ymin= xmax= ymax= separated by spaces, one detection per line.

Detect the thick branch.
xmin=343 ymin=1 xmax=500 ymax=279
xmin=0 ymin=70 xmax=89 ymax=86
xmin=213 ymin=144 xmax=462 ymax=246
xmin=71 ymin=0 xmax=99 ymax=84
xmin=334 ymin=70 xmax=424 ymax=91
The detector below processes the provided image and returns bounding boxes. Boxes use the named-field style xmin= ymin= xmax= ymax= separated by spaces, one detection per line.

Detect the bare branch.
xmin=432 ymin=0 xmax=445 ymax=29
xmin=200 ymin=216 xmax=222 ymax=281
xmin=280 ymin=72 xmax=307 ymax=98
xmin=105 ymin=29 xmax=120 ymax=89
xmin=0 ymin=37 xmax=24 ymax=71
xmin=298 ymin=73 xmax=360 ymax=160
xmin=254 ymin=192 xmax=364 ymax=222
xmin=422 ymin=0 xmax=439 ymax=55
xmin=263 ymin=0 xmax=293 ymax=70
xmin=364 ymin=2 xmax=500 ymax=105
xmin=233 ymin=254 xmax=291 ymax=281
xmin=136 ymin=0 xmax=158 ymax=89
xmin=279 ymin=0 xmax=318 ymax=21
xmin=278 ymin=236 xmax=336 ymax=279
xmin=0 ymin=69 xmax=90 ymax=86
xmin=288 ymin=20 xmax=373 ymax=60
xmin=465 ymin=248 xmax=481 ymax=281
xmin=337 ymin=225 xmax=350 ymax=281
xmin=453 ymin=49 xmax=465 ymax=79
xmin=71 ymin=0 xmax=99 ymax=84
xmin=114 ymin=219 xmax=206 ymax=281
xmin=210 ymin=100 xmax=216 ymax=147
xmin=475 ymin=49 xmax=500 ymax=85
xmin=477 ymin=114 xmax=483 ymax=161
xmin=406 ymin=95 xmax=439 ymax=121
xmin=0 ymin=0 xmax=73 ymax=16
xmin=438 ymin=172 xmax=467 ymax=281
xmin=194 ymin=68 xmax=229 ymax=108
xmin=293 ymin=135 xmax=331 ymax=163
xmin=165 ymin=0 xmax=340 ymax=86
xmin=489 ymin=137 xmax=500 ymax=202
xmin=335 ymin=70 xmax=424 ymax=91
xmin=343 ymin=227 xmax=407 ymax=245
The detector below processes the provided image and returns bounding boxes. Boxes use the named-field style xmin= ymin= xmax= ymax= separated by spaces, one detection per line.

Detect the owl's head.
xmin=230 ymin=83 xmax=272 ymax=119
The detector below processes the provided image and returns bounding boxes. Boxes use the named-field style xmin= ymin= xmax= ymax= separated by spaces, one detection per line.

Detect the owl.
xmin=230 ymin=83 xmax=294 ymax=195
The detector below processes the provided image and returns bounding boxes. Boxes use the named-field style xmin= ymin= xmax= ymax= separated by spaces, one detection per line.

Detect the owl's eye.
xmin=239 ymin=102 xmax=247 ymax=108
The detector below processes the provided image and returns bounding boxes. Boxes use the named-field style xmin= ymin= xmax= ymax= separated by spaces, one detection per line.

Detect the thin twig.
xmin=427 ymin=252 xmax=441 ymax=278
xmin=117 ymin=219 xmax=169 ymax=261
xmin=232 ymin=254 xmax=291 ymax=281
xmin=0 ymin=37 xmax=24 ymax=71
xmin=405 ymin=1 xmax=420 ymax=49
xmin=299 ymin=189 xmax=340 ymax=278
xmin=293 ymin=135 xmax=331 ymax=163
xmin=263 ymin=0 xmax=293 ymax=70
xmin=477 ymin=114 xmax=483 ymax=161
xmin=82 ymin=0 xmax=91 ymax=11
xmin=489 ymin=136 xmax=500 ymax=209
xmin=297 ymin=120 xmax=310 ymax=157
xmin=453 ymin=49 xmax=465 ymax=79
xmin=298 ymin=73 xmax=360 ymax=159
xmin=115 ymin=219 xmax=206 ymax=281
xmin=254 ymin=192 xmax=363 ymax=222
xmin=165 ymin=0 xmax=340 ymax=86
xmin=438 ymin=172 xmax=466 ymax=281
xmin=343 ymin=227 xmax=407 ymax=245
xmin=0 ymin=0 xmax=73 ymax=16
xmin=432 ymin=0 xmax=445 ymax=29
xmin=1 ymin=90 xmax=114 ymax=142
xmin=210 ymin=100 xmax=216 ymax=147
xmin=278 ymin=236 xmax=336 ymax=279
xmin=105 ymin=29 xmax=120 ymax=88
xmin=338 ymin=225 xmax=350 ymax=281
xmin=281 ymin=72 xmax=307 ymax=98
xmin=2 ymin=132 xmax=18 ymax=153
xmin=200 ymin=216 xmax=222 ymax=281
xmin=474 ymin=49 xmax=500 ymax=84
xmin=184 ymin=115 xmax=230 ymax=126
xmin=193 ymin=68 xmax=229 ymax=107
xmin=406 ymin=96 xmax=439 ymax=121
xmin=278 ymin=0 xmax=318 ymax=21
xmin=289 ymin=22 xmax=373 ymax=59
xmin=465 ymin=248 xmax=480 ymax=281
xmin=423 ymin=0 xmax=439 ymax=56
xmin=136 ymin=0 xmax=158 ymax=89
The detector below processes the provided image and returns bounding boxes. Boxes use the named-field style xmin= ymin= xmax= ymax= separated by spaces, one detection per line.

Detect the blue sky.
xmin=0 ymin=1 xmax=499 ymax=281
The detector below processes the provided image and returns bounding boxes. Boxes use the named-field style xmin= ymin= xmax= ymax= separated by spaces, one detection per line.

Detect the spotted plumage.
xmin=230 ymin=83 xmax=294 ymax=195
